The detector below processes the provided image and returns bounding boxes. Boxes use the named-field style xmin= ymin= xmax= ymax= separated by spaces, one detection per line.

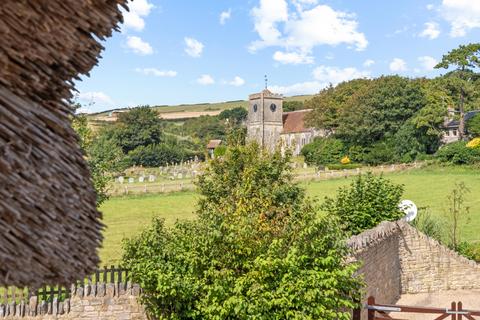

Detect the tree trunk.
xmin=459 ymin=89 xmax=465 ymax=140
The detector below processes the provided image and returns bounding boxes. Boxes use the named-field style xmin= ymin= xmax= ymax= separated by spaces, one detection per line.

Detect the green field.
xmin=99 ymin=165 xmax=480 ymax=265
xmin=90 ymin=95 xmax=313 ymax=117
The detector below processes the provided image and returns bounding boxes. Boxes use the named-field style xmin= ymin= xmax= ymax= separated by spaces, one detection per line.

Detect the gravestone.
xmin=303 ymin=163 xmax=308 ymax=169
xmin=128 ymin=177 xmax=134 ymax=184
xmin=118 ymin=176 xmax=124 ymax=184
xmin=178 ymin=173 xmax=183 ymax=179
xmin=148 ymin=175 xmax=156 ymax=182
xmin=139 ymin=176 xmax=145 ymax=183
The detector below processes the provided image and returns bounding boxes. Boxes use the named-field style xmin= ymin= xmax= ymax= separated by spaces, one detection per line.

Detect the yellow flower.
xmin=466 ymin=138 xmax=480 ymax=149
xmin=341 ymin=156 xmax=351 ymax=164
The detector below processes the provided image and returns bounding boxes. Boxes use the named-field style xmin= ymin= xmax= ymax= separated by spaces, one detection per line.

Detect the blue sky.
xmin=76 ymin=0 xmax=480 ymax=113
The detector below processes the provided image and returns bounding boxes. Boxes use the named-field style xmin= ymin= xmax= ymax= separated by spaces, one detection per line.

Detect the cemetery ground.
xmin=99 ymin=165 xmax=480 ymax=266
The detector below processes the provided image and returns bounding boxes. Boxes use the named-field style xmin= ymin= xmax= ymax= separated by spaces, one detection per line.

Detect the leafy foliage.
xmin=301 ymin=137 xmax=345 ymax=166
xmin=114 ymin=106 xmax=164 ymax=153
xmin=436 ymin=141 xmax=480 ymax=164
xmin=321 ymin=173 xmax=405 ymax=235
xmin=218 ymin=107 xmax=247 ymax=125
xmin=123 ymin=143 xmax=362 ymax=319
xmin=467 ymin=114 xmax=480 ymax=137
xmin=283 ymin=100 xmax=305 ymax=112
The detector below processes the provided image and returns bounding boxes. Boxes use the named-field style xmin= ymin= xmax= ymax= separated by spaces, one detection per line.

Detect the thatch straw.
xmin=0 ymin=0 xmax=127 ymax=287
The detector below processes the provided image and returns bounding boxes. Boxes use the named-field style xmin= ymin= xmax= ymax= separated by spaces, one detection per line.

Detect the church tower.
xmin=246 ymin=89 xmax=284 ymax=152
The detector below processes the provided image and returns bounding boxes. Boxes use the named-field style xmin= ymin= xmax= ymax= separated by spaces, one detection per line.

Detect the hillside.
xmin=89 ymin=94 xmax=313 ymax=122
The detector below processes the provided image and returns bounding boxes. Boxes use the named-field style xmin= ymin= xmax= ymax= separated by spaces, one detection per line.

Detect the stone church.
xmin=246 ymin=89 xmax=325 ymax=155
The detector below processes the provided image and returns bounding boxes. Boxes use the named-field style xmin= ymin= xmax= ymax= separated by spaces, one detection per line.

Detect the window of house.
xmin=453 ymin=130 xmax=458 ymax=136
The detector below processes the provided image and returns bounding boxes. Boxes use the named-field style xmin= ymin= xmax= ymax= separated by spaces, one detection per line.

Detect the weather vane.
xmin=264 ymin=74 xmax=268 ymax=90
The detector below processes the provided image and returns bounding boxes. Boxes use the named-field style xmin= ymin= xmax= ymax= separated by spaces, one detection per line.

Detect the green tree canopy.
xmin=123 ymin=143 xmax=362 ymax=319
xmin=218 ymin=107 xmax=248 ymax=125
xmin=114 ymin=106 xmax=164 ymax=153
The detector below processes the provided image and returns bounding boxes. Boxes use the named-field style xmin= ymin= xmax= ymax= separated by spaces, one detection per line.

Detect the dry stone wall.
xmin=349 ymin=220 xmax=480 ymax=305
xmin=0 ymin=282 xmax=146 ymax=320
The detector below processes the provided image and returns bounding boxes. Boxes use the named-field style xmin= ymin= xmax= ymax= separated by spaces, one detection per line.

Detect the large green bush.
xmin=123 ymin=143 xmax=362 ymax=319
xmin=322 ymin=173 xmax=405 ymax=235
xmin=301 ymin=137 xmax=345 ymax=166
xmin=436 ymin=141 xmax=480 ymax=164
xmin=126 ymin=143 xmax=192 ymax=167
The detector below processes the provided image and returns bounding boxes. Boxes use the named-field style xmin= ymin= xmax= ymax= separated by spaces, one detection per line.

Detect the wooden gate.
xmin=357 ymin=296 xmax=480 ymax=320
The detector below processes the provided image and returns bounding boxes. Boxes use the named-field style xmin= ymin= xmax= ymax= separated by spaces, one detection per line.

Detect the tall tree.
xmin=114 ymin=106 xmax=164 ymax=153
xmin=435 ymin=43 xmax=480 ymax=140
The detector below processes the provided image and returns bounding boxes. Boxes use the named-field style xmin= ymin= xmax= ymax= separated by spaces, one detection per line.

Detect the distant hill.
xmin=89 ymin=95 xmax=314 ymax=122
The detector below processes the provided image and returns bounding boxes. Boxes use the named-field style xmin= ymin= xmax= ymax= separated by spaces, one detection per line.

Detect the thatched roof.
xmin=0 ymin=0 xmax=127 ymax=287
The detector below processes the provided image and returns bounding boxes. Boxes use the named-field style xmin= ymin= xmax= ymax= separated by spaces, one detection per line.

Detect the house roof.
xmin=0 ymin=0 xmax=126 ymax=287
xmin=207 ymin=139 xmax=222 ymax=149
xmin=446 ymin=110 xmax=480 ymax=128
xmin=282 ymin=109 xmax=313 ymax=134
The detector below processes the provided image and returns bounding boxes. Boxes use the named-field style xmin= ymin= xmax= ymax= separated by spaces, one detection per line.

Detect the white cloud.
xmin=126 ymin=36 xmax=153 ymax=55
xmin=313 ymin=66 xmax=370 ymax=84
xmin=135 ymin=68 xmax=177 ymax=77
xmin=440 ymin=0 xmax=480 ymax=37
xmin=270 ymin=64 xmax=370 ymax=95
xmin=220 ymin=9 xmax=232 ymax=25
xmin=197 ymin=74 xmax=215 ymax=85
xmin=184 ymin=37 xmax=204 ymax=58
xmin=122 ymin=0 xmax=154 ymax=32
xmin=426 ymin=4 xmax=434 ymax=10
xmin=273 ymin=51 xmax=314 ymax=64
xmin=419 ymin=22 xmax=440 ymax=39
xmin=228 ymin=76 xmax=245 ymax=87
xmin=270 ymin=81 xmax=324 ymax=95
xmin=363 ymin=59 xmax=375 ymax=67
xmin=418 ymin=56 xmax=438 ymax=71
xmin=249 ymin=1 xmax=367 ymax=64
xmin=78 ymin=91 xmax=115 ymax=110
xmin=389 ymin=58 xmax=407 ymax=72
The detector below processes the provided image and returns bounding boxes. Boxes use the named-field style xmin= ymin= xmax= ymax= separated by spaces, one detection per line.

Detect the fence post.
xmin=458 ymin=301 xmax=463 ymax=320
xmin=367 ymin=296 xmax=375 ymax=320
xmin=451 ymin=301 xmax=457 ymax=320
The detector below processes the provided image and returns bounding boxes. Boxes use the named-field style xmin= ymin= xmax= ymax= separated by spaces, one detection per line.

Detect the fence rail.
xmin=355 ymin=296 xmax=480 ymax=320
xmin=109 ymin=162 xmax=424 ymax=196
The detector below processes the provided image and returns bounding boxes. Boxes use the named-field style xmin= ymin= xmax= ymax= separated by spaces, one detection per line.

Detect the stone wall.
xmin=0 ymin=282 xmax=146 ymax=320
xmin=349 ymin=220 xmax=480 ymax=318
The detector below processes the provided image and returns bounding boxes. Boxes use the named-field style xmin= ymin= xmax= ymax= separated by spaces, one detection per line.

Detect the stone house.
xmin=442 ymin=108 xmax=480 ymax=144
xmin=246 ymin=89 xmax=326 ymax=155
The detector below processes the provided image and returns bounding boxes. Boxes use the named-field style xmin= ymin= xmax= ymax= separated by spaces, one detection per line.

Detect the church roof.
xmin=0 ymin=0 xmax=126 ymax=287
xmin=282 ymin=109 xmax=313 ymax=134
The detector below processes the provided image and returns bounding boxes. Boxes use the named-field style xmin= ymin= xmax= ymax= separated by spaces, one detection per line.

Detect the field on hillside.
xmin=90 ymin=95 xmax=313 ymax=118
xmin=99 ymin=165 xmax=480 ymax=265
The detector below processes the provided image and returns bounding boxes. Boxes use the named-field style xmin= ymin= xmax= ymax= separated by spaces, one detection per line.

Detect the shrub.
xmin=213 ymin=145 xmax=227 ymax=157
xmin=127 ymin=144 xmax=189 ymax=167
xmin=322 ymin=173 xmax=405 ymax=235
xmin=410 ymin=209 xmax=443 ymax=241
xmin=362 ymin=141 xmax=397 ymax=165
xmin=467 ymin=113 xmax=480 ymax=137
xmin=123 ymin=143 xmax=362 ymax=319
xmin=466 ymin=137 xmax=480 ymax=149
xmin=456 ymin=242 xmax=480 ymax=262
xmin=436 ymin=141 xmax=480 ymax=164
xmin=301 ymin=137 xmax=345 ymax=166
xmin=341 ymin=155 xmax=351 ymax=164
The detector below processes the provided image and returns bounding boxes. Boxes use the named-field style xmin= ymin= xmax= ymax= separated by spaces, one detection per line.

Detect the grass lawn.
xmin=99 ymin=165 xmax=480 ymax=265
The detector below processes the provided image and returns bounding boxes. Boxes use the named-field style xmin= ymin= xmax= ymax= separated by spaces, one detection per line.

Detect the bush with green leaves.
xmin=362 ymin=140 xmax=397 ymax=165
xmin=436 ymin=141 xmax=480 ymax=164
xmin=301 ymin=137 xmax=346 ymax=166
xmin=468 ymin=113 xmax=480 ymax=137
xmin=126 ymin=143 xmax=192 ymax=167
xmin=322 ymin=173 xmax=405 ymax=235
xmin=123 ymin=143 xmax=362 ymax=319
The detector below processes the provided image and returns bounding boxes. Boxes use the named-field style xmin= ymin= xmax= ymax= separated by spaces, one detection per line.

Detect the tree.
xmin=114 ymin=106 xmax=164 ymax=153
xmin=435 ymin=43 xmax=480 ymax=140
xmin=218 ymin=107 xmax=248 ymax=125
xmin=283 ymin=100 xmax=304 ymax=112
xmin=467 ymin=113 xmax=480 ymax=137
xmin=301 ymin=137 xmax=345 ymax=166
xmin=444 ymin=182 xmax=470 ymax=251
xmin=123 ymin=143 xmax=362 ymax=319
xmin=321 ymin=173 xmax=405 ymax=235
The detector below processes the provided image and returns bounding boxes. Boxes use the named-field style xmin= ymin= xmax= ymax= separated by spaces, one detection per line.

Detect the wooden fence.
xmin=0 ymin=266 xmax=127 ymax=305
xmin=108 ymin=162 xmax=423 ymax=196
xmin=355 ymin=296 xmax=480 ymax=320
